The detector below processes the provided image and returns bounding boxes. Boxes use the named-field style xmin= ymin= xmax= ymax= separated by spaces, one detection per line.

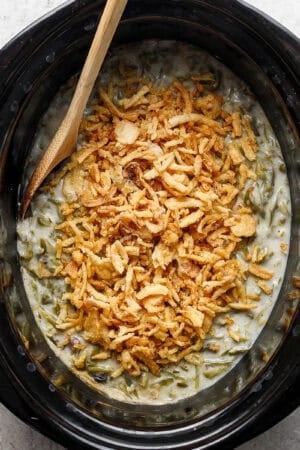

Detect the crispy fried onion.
xmin=44 ymin=77 xmax=270 ymax=378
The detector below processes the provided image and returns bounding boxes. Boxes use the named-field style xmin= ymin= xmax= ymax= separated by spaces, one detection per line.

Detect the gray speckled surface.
xmin=0 ymin=1 xmax=299 ymax=449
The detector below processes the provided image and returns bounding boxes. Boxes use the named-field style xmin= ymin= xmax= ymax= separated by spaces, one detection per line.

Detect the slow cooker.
xmin=0 ymin=1 xmax=299 ymax=449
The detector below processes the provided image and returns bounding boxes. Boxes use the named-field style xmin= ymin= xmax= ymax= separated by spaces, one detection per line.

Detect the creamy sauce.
xmin=17 ymin=41 xmax=291 ymax=404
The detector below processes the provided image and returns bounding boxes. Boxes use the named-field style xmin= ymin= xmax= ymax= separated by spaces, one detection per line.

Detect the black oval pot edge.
xmin=0 ymin=1 xmax=299 ymax=449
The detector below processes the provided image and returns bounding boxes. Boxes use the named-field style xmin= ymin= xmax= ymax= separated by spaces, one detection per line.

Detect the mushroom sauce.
xmin=17 ymin=41 xmax=291 ymax=404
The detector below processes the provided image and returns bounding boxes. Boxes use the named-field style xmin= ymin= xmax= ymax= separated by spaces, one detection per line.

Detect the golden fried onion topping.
xmin=45 ymin=76 xmax=271 ymax=378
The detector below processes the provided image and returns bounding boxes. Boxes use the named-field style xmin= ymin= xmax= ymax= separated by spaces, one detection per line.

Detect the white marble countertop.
xmin=0 ymin=1 xmax=299 ymax=449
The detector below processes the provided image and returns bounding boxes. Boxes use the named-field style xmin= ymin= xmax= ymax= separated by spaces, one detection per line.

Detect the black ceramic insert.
xmin=0 ymin=1 xmax=299 ymax=449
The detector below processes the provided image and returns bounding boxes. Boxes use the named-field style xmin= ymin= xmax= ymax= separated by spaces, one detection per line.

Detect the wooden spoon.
xmin=21 ymin=0 xmax=128 ymax=217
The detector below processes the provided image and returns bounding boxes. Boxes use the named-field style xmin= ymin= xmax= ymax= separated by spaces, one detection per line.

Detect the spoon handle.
xmin=21 ymin=0 xmax=127 ymax=217
xmin=69 ymin=0 xmax=128 ymax=124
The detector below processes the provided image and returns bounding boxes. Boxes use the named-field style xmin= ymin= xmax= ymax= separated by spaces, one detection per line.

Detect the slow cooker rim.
xmin=0 ymin=1 xmax=299 ymax=449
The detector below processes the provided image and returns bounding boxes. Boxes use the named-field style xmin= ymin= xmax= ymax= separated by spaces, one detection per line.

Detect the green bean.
xmin=139 ymin=372 xmax=149 ymax=388
xmin=204 ymin=359 xmax=232 ymax=366
xmin=180 ymin=364 xmax=189 ymax=372
xmin=31 ymin=281 xmax=38 ymax=291
xmin=194 ymin=365 xmax=200 ymax=390
xmin=40 ymin=308 xmax=57 ymax=326
xmin=41 ymin=294 xmax=52 ymax=305
xmin=86 ymin=365 xmax=113 ymax=374
xmin=124 ymin=373 xmax=133 ymax=387
xmin=23 ymin=248 xmax=33 ymax=260
xmin=37 ymin=216 xmax=52 ymax=227
xmin=176 ymin=381 xmax=188 ymax=388
xmin=279 ymin=163 xmax=286 ymax=173
xmin=169 ymin=391 xmax=177 ymax=399
xmin=228 ymin=346 xmax=251 ymax=355
xmin=203 ymin=366 xmax=227 ymax=379
xmin=158 ymin=377 xmax=174 ymax=387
